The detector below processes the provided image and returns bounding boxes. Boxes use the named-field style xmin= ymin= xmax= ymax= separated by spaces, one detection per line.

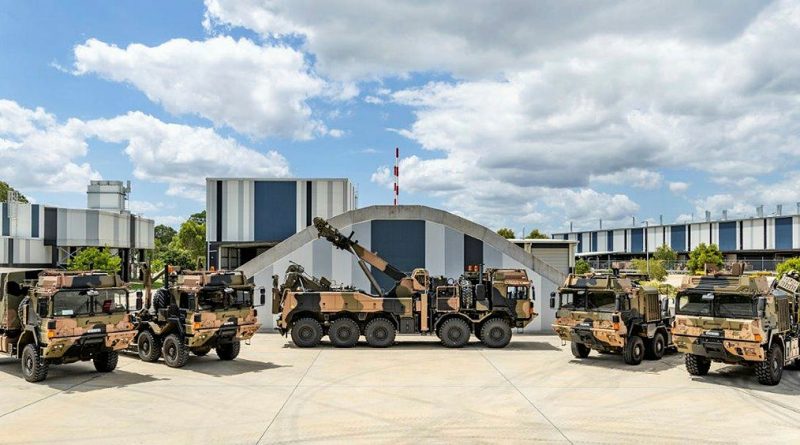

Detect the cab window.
xmin=507 ymin=286 xmax=529 ymax=300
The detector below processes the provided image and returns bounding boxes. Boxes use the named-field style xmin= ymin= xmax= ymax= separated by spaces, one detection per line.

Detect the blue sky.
xmin=1 ymin=1 xmax=799 ymax=234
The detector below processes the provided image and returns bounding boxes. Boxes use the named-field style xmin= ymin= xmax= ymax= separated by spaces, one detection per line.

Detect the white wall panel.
xmin=613 ymin=230 xmax=625 ymax=253
xmin=424 ymin=222 xmax=445 ymax=276
xmin=596 ymin=231 xmax=607 ymax=252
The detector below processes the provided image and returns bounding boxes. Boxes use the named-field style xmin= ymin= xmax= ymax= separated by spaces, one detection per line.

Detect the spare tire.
xmin=153 ymin=289 xmax=170 ymax=310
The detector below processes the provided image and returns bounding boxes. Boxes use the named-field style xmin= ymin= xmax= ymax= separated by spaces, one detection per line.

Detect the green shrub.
xmin=575 ymin=259 xmax=591 ymax=274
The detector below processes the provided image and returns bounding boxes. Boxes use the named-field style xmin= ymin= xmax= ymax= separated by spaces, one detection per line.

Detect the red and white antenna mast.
xmin=393 ymin=147 xmax=399 ymax=206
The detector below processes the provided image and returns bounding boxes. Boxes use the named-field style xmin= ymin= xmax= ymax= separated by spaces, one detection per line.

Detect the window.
xmin=506 ymin=286 xmax=529 ymax=300
xmin=676 ymin=293 xmax=711 ymax=316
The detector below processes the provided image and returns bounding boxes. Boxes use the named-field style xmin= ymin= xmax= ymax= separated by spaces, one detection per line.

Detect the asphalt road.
xmin=0 ymin=334 xmax=798 ymax=444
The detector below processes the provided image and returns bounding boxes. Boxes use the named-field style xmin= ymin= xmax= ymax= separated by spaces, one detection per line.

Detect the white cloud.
xmin=0 ymin=99 xmax=100 ymax=193
xmin=203 ymin=0 xmax=770 ymax=80
xmin=592 ymin=169 xmax=663 ymax=189
xmin=694 ymin=174 xmax=800 ymax=219
xmin=85 ymin=111 xmax=291 ymax=201
xmin=73 ymin=36 xmax=335 ymax=139
xmin=668 ymin=181 xmax=690 ymax=194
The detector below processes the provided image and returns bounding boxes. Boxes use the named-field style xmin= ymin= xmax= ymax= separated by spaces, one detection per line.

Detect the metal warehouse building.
xmin=206 ymin=178 xmax=356 ymax=270
xmin=554 ymin=210 xmax=800 ymax=270
xmin=238 ymin=205 xmax=573 ymax=333
xmin=0 ymin=180 xmax=154 ymax=280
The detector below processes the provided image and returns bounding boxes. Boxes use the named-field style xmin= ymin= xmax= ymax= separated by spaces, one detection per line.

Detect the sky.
xmin=1 ymin=0 xmax=799 ymax=234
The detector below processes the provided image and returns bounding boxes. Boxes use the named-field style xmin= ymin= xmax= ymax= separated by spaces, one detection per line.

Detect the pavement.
xmin=0 ymin=334 xmax=798 ymax=444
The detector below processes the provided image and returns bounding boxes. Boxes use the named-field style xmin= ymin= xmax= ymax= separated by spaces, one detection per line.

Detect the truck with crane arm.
xmin=272 ymin=217 xmax=537 ymax=348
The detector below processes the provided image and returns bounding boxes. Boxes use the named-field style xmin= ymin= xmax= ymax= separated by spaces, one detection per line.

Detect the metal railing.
xmin=583 ymin=258 xmax=785 ymax=273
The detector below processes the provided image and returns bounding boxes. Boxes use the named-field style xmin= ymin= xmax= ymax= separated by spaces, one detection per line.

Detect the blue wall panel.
xmin=631 ymin=229 xmax=644 ymax=253
xmin=607 ymin=230 xmax=614 ymax=252
xmin=670 ymin=226 xmax=686 ymax=252
xmin=776 ymin=217 xmax=793 ymax=250
xmin=591 ymin=232 xmax=598 ymax=252
xmin=1 ymin=204 xmax=8 ymax=237
xmin=464 ymin=234 xmax=484 ymax=271
xmin=31 ymin=205 xmax=39 ymax=238
xmin=254 ymin=181 xmax=297 ymax=242
xmin=371 ymin=220 xmax=426 ymax=293
xmin=719 ymin=222 xmax=737 ymax=251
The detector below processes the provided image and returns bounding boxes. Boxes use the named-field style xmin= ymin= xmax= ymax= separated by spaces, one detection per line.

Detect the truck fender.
xmin=15 ymin=328 xmax=39 ymax=358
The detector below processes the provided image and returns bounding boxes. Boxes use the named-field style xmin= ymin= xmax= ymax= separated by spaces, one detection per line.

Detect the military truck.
xmin=0 ymin=269 xmax=137 ymax=382
xmin=273 ymin=217 xmax=537 ymax=349
xmin=551 ymin=273 xmax=673 ymax=365
xmin=132 ymin=267 xmax=262 ymax=368
xmin=673 ymin=271 xmax=800 ymax=385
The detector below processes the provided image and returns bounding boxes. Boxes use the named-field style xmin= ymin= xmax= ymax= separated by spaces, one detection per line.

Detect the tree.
xmin=526 ymin=229 xmax=549 ymax=239
xmin=653 ymin=245 xmax=677 ymax=263
xmin=776 ymin=257 xmax=800 ymax=277
xmin=67 ymin=247 xmax=122 ymax=273
xmin=154 ymin=224 xmax=177 ymax=247
xmin=155 ymin=244 xmax=195 ymax=271
xmin=189 ymin=210 xmax=206 ymax=225
xmin=176 ymin=217 xmax=206 ymax=268
xmin=575 ymin=259 xmax=591 ymax=274
xmin=497 ymin=228 xmax=516 ymax=239
xmin=0 ymin=181 xmax=28 ymax=203
xmin=632 ymin=258 xmax=667 ymax=281
xmin=686 ymin=243 xmax=724 ymax=274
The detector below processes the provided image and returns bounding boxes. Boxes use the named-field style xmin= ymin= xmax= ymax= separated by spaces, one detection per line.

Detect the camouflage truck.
xmin=273 ymin=217 xmax=537 ymax=349
xmin=0 ymin=269 xmax=136 ymax=382
xmin=131 ymin=268 xmax=262 ymax=368
xmin=551 ymin=273 xmax=672 ymax=365
xmin=673 ymin=271 xmax=800 ymax=385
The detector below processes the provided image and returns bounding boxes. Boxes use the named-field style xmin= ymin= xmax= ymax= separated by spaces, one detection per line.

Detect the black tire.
xmin=162 ymin=334 xmax=189 ymax=368
xmin=216 ymin=341 xmax=241 ymax=361
xmin=153 ymin=288 xmax=170 ymax=310
xmin=93 ymin=351 xmax=119 ymax=372
xmin=192 ymin=346 xmax=212 ymax=357
xmin=21 ymin=344 xmax=48 ymax=383
xmin=571 ymin=342 xmax=591 ymax=358
xmin=755 ymin=343 xmax=783 ymax=386
xmin=329 ymin=318 xmax=360 ymax=348
xmin=685 ymin=353 xmax=711 ymax=376
xmin=480 ymin=318 xmax=512 ymax=348
xmin=623 ymin=335 xmax=645 ymax=365
xmin=291 ymin=318 xmax=323 ymax=348
xmin=365 ymin=318 xmax=396 ymax=348
xmin=440 ymin=318 xmax=471 ymax=348
xmin=645 ymin=332 xmax=667 ymax=360
xmin=137 ymin=330 xmax=162 ymax=362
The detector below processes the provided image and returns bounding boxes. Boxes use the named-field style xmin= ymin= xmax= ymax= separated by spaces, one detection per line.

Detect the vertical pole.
xmin=393 ymin=147 xmax=399 ymax=206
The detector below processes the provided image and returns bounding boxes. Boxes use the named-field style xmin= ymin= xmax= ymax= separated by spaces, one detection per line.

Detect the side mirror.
xmin=757 ymin=297 xmax=767 ymax=318
xmin=475 ymin=283 xmax=486 ymax=301
xmin=661 ymin=298 xmax=669 ymax=316
xmin=549 ymin=291 xmax=557 ymax=309
xmin=260 ymin=288 xmax=266 ymax=306
xmin=135 ymin=291 xmax=143 ymax=311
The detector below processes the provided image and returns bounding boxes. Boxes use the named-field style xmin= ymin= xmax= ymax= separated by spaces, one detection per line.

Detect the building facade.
xmin=553 ymin=213 xmax=800 ymax=270
xmin=239 ymin=205 xmax=572 ymax=333
xmin=206 ymin=178 xmax=357 ymax=270
xmin=0 ymin=181 xmax=154 ymax=280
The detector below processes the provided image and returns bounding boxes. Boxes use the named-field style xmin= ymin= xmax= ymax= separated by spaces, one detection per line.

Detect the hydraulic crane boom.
xmin=313 ymin=217 xmax=407 ymax=296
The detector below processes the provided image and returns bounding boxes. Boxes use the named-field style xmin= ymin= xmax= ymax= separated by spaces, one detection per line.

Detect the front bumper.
xmin=188 ymin=323 xmax=261 ymax=348
xmin=673 ymin=334 xmax=764 ymax=363
xmin=553 ymin=324 xmax=624 ymax=350
xmin=44 ymin=329 xmax=136 ymax=359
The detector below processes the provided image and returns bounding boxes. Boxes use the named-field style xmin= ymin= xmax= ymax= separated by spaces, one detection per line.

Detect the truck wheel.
xmin=755 ymin=343 xmax=783 ymax=386
xmin=365 ymin=318 xmax=396 ymax=348
xmin=571 ymin=342 xmax=591 ymax=358
xmin=440 ymin=318 xmax=470 ymax=348
xmin=93 ymin=351 xmax=119 ymax=372
xmin=480 ymin=318 xmax=512 ymax=348
xmin=645 ymin=332 xmax=666 ymax=360
xmin=21 ymin=344 xmax=49 ymax=383
xmin=291 ymin=318 xmax=323 ymax=348
xmin=137 ymin=330 xmax=162 ymax=362
xmin=329 ymin=318 xmax=360 ymax=348
xmin=162 ymin=334 xmax=189 ymax=368
xmin=216 ymin=341 xmax=241 ymax=360
xmin=623 ymin=335 xmax=645 ymax=365
xmin=685 ymin=354 xmax=711 ymax=376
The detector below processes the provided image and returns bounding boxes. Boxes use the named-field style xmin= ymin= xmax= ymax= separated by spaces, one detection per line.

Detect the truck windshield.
xmin=52 ymin=288 xmax=128 ymax=317
xmin=676 ymin=292 xmax=755 ymax=318
xmin=561 ymin=291 xmax=617 ymax=312
xmin=197 ymin=288 xmax=254 ymax=310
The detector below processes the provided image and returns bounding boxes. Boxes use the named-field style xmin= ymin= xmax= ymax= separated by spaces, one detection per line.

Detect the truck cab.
xmin=552 ymin=274 xmax=672 ymax=365
xmin=1 ymin=270 xmax=136 ymax=382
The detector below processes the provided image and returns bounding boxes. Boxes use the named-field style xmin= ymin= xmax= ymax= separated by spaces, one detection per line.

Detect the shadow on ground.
xmin=184 ymin=357 xmax=288 ymax=377
xmin=565 ymin=350 xmax=685 ymax=374
xmin=282 ymin=339 xmax=560 ymax=351
xmin=690 ymin=364 xmax=800 ymax=396
xmin=0 ymin=359 xmax=165 ymax=393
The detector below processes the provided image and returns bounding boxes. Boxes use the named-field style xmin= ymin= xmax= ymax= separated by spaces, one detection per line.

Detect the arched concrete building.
xmin=239 ymin=205 xmax=571 ymax=333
